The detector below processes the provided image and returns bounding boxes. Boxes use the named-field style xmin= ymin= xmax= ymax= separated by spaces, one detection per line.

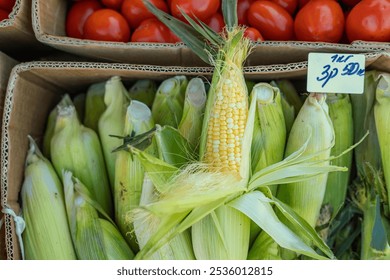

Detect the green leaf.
xmin=229 ymin=191 xmax=328 ymax=260
xmin=222 ymin=0 xmax=238 ymax=30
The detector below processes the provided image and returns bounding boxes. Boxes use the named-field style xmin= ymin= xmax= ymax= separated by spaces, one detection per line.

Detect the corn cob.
xmin=84 ymin=81 xmax=106 ymax=132
xmin=374 ymin=73 xmax=390 ymax=215
xmin=21 ymin=136 xmax=76 ymax=260
xmin=178 ymin=77 xmax=207 ymax=149
xmin=128 ymin=79 xmax=157 ymax=107
xmin=51 ymin=104 xmax=113 ymax=218
xmin=114 ymin=100 xmax=155 ymax=252
xmin=63 ymin=171 xmax=134 ymax=260
xmin=98 ymin=76 xmax=130 ymax=188
xmin=323 ymin=93 xmax=354 ymax=219
xmin=42 ymin=94 xmax=73 ymax=158
xmin=151 ymin=76 xmax=187 ymax=127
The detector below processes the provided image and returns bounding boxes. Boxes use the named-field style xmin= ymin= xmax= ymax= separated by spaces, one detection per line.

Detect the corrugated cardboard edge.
xmin=31 ymin=0 xmax=385 ymax=66
xmin=2 ymin=52 xmax=388 ymax=260
xmin=0 ymin=0 xmax=46 ymax=56
xmin=0 ymin=52 xmax=18 ymax=261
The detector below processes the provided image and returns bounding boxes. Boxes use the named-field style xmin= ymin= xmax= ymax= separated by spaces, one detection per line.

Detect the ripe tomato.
xmin=170 ymin=0 xmax=220 ymax=22
xmin=83 ymin=9 xmax=130 ymax=42
xmin=237 ymin=0 xmax=255 ymax=25
xmin=121 ymin=0 xmax=168 ymax=29
xmin=346 ymin=0 xmax=390 ymax=42
xmin=0 ymin=8 xmax=8 ymax=20
xmin=294 ymin=0 xmax=344 ymax=43
xmin=131 ymin=18 xmax=172 ymax=42
xmin=0 ymin=0 xmax=15 ymax=12
xmin=101 ymin=0 xmax=123 ymax=10
xmin=247 ymin=1 xmax=294 ymax=40
xmin=66 ymin=0 xmax=102 ymax=39
xmin=341 ymin=0 xmax=361 ymax=7
xmin=298 ymin=0 xmax=310 ymax=8
xmin=204 ymin=13 xmax=225 ymax=33
xmin=244 ymin=27 xmax=264 ymax=41
xmin=270 ymin=0 xmax=298 ymax=15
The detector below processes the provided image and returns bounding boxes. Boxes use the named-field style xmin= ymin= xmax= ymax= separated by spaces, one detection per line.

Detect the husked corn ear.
xmin=277 ymin=93 xmax=334 ymax=228
xmin=151 ymin=76 xmax=187 ymax=127
xmin=178 ymin=77 xmax=207 ymax=148
xmin=42 ymin=94 xmax=73 ymax=158
xmin=21 ymin=136 xmax=76 ymax=260
xmin=51 ymin=105 xmax=113 ymax=218
xmin=323 ymin=93 xmax=354 ymax=219
xmin=63 ymin=171 xmax=134 ymax=260
xmin=115 ymin=100 xmax=155 ymax=252
xmin=374 ymin=73 xmax=390 ymax=214
xmin=128 ymin=79 xmax=157 ymax=107
xmin=84 ymin=81 xmax=106 ymax=132
xmin=73 ymin=93 xmax=86 ymax=122
xmin=98 ymin=76 xmax=130 ymax=188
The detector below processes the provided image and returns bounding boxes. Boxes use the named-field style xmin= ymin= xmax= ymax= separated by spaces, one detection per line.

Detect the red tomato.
xmin=0 ymin=8 xmax=8 ymax=20
xmin=0 ymin=0 xmax=15 ymax=12
xmin=204 ymin=13 xmax=225 ymax=33
xmin=101 ymin=0 xmax=123 ymax=10
xmin=169 ymin=30 xmax=181 ymax=43
xmin=341 ymin=0 xmax=361 ymax=6
xmin=346 ymin=0 xmax=390 ymax=42
xmin=237 ymin=0 xmax=255 ymax=25
xmin=121 ymin=0 xmax=168 ymax=29
xmin=247 ymin=1 xmax=294 ymax=40
xmin=294 ymin=0 xmax=344 ymax=43
xmin=66 ymin=0 xmax=102 ymax=39
xmin=131 ymin=18 xmax=172 ymax=43
xmin=170 ymin=0 xmax=220 ymax=22
xmin=83 ymin=9 xmax=130 ymax=42
xmin=270 ymin=0 xmax=298 ymax=15
xmin=244 ymin=27 xmax=264 ymax=41
xmin=298 ymin=0 xmax=310 ymax=8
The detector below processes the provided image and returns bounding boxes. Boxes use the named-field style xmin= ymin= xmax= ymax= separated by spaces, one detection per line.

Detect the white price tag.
xmin=307 ymin=53 xmax=365 ymax=94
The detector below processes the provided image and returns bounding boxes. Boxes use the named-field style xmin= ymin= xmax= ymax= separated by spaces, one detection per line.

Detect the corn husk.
xmin=151 ymin=76 xmax=187 ymax=127
xmin=274 ymin=79 xmax=303 ymax=113
xmin=84 ymin=82 xmax=106 ymax=132
xmin=114 ymin=100 xmax=155 ymax=252
xmin=98 ymin=76 xmax=129 ymax=188
xmin=128 ymin=79 xmax=157 ymax=107
xmin=323 ymin=93 xmax=354 ymax=219
xmin=21 ymin=136 xmax=76 ymax=260
xmin=73 ymin=93 xmax=86 ymax=121
xmin=42 ymin=94 xmax=73 ymax=158
xmin=178 ymin=77 xmax=207 ymax=149
xmin=51 ymin=105 xmax=113 ymax=217
xmin=63 ymin=171 xmax=134 ymax=260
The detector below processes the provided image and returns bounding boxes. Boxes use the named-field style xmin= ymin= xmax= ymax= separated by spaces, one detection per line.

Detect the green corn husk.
xmin=114 ymin=100 xmax=155 ymax=252
xmin=98 ymin=76 xmax=130 ymax=188
xmin=63 ymin=171 xmax=134 ymax=260
xmin=249 ymin=82 xmax=286 ymax=244
xmin=277 ymin=93 xmax=334 ymax=228
xmin=42 ymin=94 xmax=73 ymax=158
xmin=84 ymin=81 xmax=106 ymax=132
xmin=51 ymin=104 xmax=113 ymax=218
xmin=178 ymin=77 xmax=207 ymax=149
xmin=151 ymin=76 xmax=187 ymax=127
xmin=374 ymin=73 xmax=390 ymax=214
xmin=274 ymin=79 xmax=303 ymax=113
xmin=323 ymin=93 xmax=354 ymax=220
xmin=128 ymin=79 xmax=157 ymax=107
xmin=246 ymin=80 xmax=256 ymax=94
xmin=73 ymin=93 xmax=86 ymax=122
xmin=248 ymin=232 xmax=281 ymax=260
xmin=21 ymin=136 xmax=76 ymax=260
xmin=351 ymin=70 xmax=382 ymax=174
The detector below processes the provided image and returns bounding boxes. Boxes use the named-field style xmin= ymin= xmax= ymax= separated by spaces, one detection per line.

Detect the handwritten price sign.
xmin=307 ymin=53 xmax=365 ymax=94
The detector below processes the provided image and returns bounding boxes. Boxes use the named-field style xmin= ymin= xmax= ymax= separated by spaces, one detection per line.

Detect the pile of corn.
xmin=19 ymin=0 xmax=390 ymax=260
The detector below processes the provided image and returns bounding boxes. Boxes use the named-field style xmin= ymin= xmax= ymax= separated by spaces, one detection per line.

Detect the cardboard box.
xmin=2 ymin=53 xmax=389 ymax=260
xmin=0 ymin=51 xmax=17 ymax=261
xmin=0 ymin=0 xmax=50 ymax=60
xmin=32 ymin=0 xmax=381 ymax=67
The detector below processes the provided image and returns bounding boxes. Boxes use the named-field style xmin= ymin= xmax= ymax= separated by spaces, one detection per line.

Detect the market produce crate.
xmin=0 ymin=51 xmax=17 ymax=261
xmin=0 ymin=0 xmax=50 ymax=59
xmin=2 ymin=53 xmax=389 ymax=260
xmin=31 ymin=0 xmax=380 ymax=67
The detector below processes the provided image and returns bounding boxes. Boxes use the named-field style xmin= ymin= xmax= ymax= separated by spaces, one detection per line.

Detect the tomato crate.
xmin=31 ymin=0 xmax=384 ymax=67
